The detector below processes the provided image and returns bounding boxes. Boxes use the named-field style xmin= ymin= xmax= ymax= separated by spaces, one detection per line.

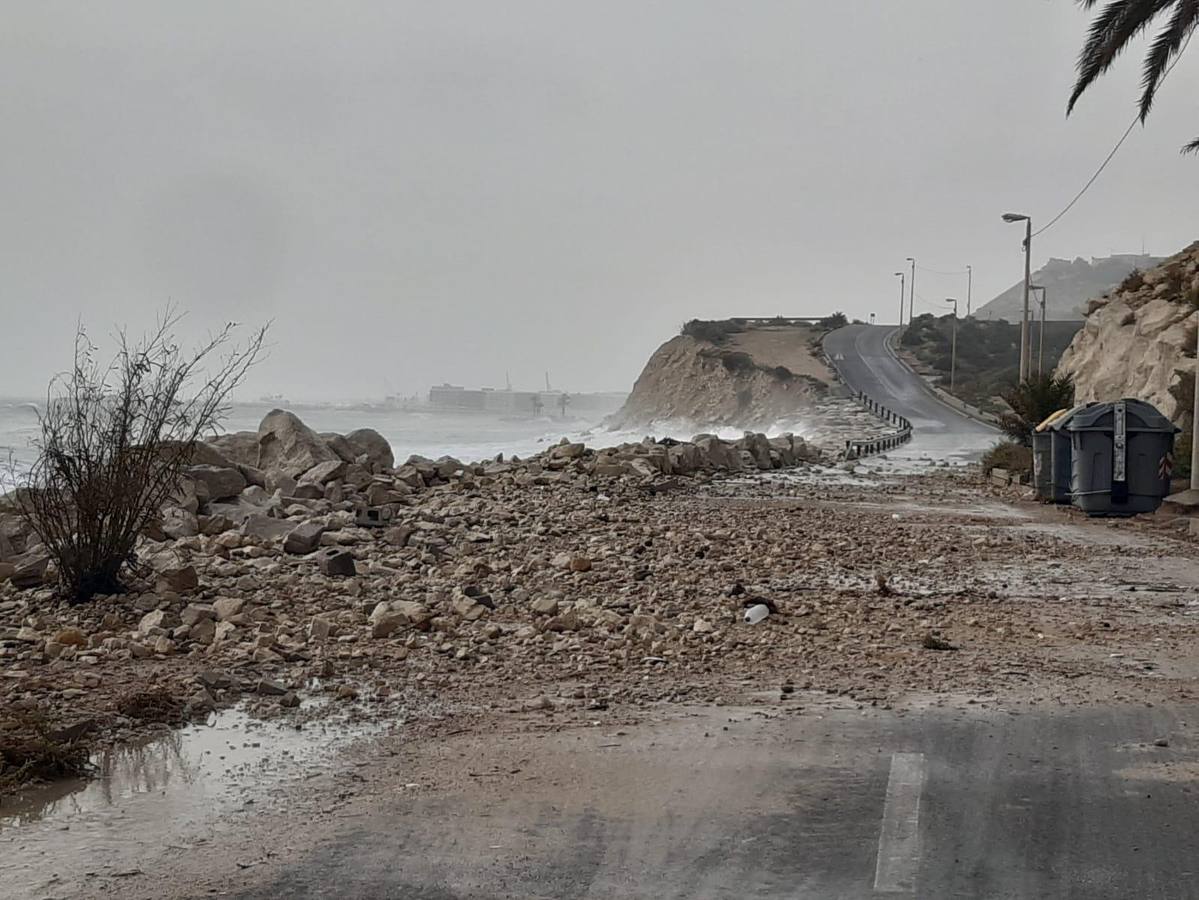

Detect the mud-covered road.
xmin=6 ymin=462 xmax=1198 ymax=900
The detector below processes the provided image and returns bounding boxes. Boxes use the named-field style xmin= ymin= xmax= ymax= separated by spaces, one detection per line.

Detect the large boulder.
xmin=185 ymin=465 xmax=247 ymax=503
xmin=206 ymin=431 xmax=260 ymax=467
xmin=345 ymin=429 xmax=395 ymax=471
xmin=300 ymin=460 xmax=346 ymax=485
xmin=158 ymin=440 xmax=235 ymax=470
xmin=320 ymin=433 xmax=359 ymax=464
xmin=9 ymin=548 xmax=50 ymax=589
xmin=257 ymin=410 xmax=339 ymax=478
xmin=241 ymin=513 xmax=294 ymax=543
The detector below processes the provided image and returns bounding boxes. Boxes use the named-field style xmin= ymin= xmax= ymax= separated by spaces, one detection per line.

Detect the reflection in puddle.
xmin=0 ymin=704 xmax=385 ymax=899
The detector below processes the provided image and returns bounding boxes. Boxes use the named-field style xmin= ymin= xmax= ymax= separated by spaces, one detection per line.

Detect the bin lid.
xmin=1063 ymin=398 xmax=1180 ymax=434
xmin=1035 ymin=408 xmax=1071 ymax=432
xmin=1047 ymin=402 xmax=1094 ymax=432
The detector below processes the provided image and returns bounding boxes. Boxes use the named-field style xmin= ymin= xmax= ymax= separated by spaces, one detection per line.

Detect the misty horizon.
xmin=3 ymin=1 xmax=1197 ymax=400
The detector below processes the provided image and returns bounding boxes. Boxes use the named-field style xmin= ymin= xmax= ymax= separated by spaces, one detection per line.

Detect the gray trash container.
xmin=1065 ymin=398 xmax=1179 ymax=517
xmin=1047 ymin=405 xmax=1086 ymax=504
xmin=1031 ymin=430 xmax=1053 ymax=500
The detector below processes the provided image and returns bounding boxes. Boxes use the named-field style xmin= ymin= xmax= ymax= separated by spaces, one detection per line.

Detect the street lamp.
xmin=1030 ymin=284 xmax=1048 ymax=376
xmin=945 ymin=298 xmax=959 ymax=392
xmin=894 ymin=271 xmax=905 ymax=329
xmin=1002 ymin=213 xmax=1033 ymax=381
xmin=906 ymin=257 xmax=916 ymax=327
xmin=966 ymin=265 xmax=973 ymax=317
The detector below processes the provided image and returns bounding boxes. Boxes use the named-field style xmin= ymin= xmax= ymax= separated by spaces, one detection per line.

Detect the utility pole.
xmin=945 ymin=298 xmax=959 ymax=392
xmin=1037 ymin=286 xmax=1047 ymax=376
xmin=966 ymin=265 xmax=973 ymax=317
xmin=1193 ymin=318 xmax=1199 ymax=490
xmin=894 ymin=271 xmax=905 ymax=329
xmin=1002 ymin=213 xmax=1033 ymax=381
xmin=1029 ymin=285 xmax=1048 ymax=375
xmin=906 ymin=257 xmax=916 ymax=326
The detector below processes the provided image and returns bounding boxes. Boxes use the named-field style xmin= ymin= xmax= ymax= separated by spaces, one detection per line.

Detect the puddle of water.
xmin=0 ymin=703 xmax=387 ymax=899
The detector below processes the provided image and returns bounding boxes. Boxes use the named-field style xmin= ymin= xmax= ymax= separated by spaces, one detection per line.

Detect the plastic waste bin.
xmin=1047 ymin=407 xmax=1082 ymax=504
xmin=1065 ymin=398 xmax=1179 ymax=517
xmin=1032 ymin=409 xmax=1071 ymax=501
xmin=1031 ymin=430 xmax=1053 ymax=499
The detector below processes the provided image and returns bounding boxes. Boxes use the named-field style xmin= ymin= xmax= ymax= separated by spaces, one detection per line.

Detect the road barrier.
xmin=843 ymin=390 xmax=912 ymax=460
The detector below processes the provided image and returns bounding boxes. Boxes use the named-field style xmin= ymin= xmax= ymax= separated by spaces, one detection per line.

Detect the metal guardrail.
xmin=843 ymin=390 xmax=913 ymax=460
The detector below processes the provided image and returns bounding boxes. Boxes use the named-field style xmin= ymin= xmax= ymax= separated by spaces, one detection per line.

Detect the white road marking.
xmin=873 ymin=752 xmax=927 ymax=893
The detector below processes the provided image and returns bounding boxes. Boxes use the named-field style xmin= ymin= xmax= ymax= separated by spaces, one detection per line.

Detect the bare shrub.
xmin=17 ymin=312 xmax=266 ymax=603
xmin=0 ymin=709 xmax=93 ymax=794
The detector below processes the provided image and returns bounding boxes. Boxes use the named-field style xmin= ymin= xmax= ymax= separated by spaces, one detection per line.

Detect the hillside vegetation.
xmin=900 ymin=314 xmax=1082 ymax=414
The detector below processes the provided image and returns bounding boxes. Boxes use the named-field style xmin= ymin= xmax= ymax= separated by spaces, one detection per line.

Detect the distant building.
xmin=427 ymin=384 xmax=625 ymax=418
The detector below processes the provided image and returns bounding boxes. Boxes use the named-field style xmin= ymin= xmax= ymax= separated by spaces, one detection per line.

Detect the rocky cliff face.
xmin=610 ymin=323 xmax=833 ymax=429
xmin=1056 ymin=242 xmax=1199 ymax=424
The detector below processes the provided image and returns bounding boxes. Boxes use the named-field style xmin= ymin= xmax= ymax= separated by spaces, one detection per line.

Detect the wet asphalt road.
xmin=234 ymin=704 xmax=1199 ymax=899
xmin=823 ymin=324 xmax=998 ymax=463
xmin=221 ymin=328 xmax=1183 ymax=899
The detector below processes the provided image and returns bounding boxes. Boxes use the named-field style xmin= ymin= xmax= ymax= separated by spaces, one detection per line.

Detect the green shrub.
xmin=680 ymin=319 xmax=744 ymax=345
xmin=817 ymin=311 xmax=849 ymax=331
xmin=981 ymin=441 xmax=1032 ymax=475
xmin=1119 ymin=269 xmax=1145 ymax=293
xmin=997 ymin=373 xmax=1075 ymax=446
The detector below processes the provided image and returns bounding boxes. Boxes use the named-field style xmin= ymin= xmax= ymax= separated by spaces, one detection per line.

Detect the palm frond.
xmin=1140 ymin=0 xmax=1199 ymax=119
xmin=1068 ymin=0 xmax=1175 ymax=114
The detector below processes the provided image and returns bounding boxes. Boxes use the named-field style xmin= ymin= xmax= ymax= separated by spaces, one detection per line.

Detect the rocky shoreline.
xmin=0 ymin=411 xmax=837 ymax=785
xmin=4 ymin=407 xmax=1196 ymax=799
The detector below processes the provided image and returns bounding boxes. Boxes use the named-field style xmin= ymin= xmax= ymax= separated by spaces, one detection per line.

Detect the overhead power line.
xmin=1033 ymin=30 xmax=1194 ymax=240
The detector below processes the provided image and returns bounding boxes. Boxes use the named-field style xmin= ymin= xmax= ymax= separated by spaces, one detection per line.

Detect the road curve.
xmin=824 ymin=324 xmax=998 ymax=463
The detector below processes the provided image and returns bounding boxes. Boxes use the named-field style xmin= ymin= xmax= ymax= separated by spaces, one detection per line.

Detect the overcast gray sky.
xmin=2 ymin=1 xmax=1197 ymax=399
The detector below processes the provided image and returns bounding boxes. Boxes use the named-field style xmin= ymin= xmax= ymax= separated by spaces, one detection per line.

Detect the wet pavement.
xmin=0 ymin=703 xmax=386 ymax=900
xmin=824 ymin=323 xmax=999 ymax=464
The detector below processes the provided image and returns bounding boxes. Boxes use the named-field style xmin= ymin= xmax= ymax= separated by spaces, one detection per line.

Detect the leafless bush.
xmin=17 ymin=312 xmax=266 ymax=603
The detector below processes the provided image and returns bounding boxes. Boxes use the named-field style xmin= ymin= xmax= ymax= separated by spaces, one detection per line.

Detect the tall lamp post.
xmin=945 ymin=298 xmax=959 ymax=392
xmin=906 ymin=257 xmax=916 ymax=327
xmin=966 ymin=265 xmax=973 ymax=317
xmin=894 ymin=271 xmax=906 ymax=329
xmin=1002 ymin=213 xmax=1033 ymax=381
xmin=1030 ymin=284 xmax=1048 ymax=376
xmin=1194 ymin=321 xmax=1199 ymax=490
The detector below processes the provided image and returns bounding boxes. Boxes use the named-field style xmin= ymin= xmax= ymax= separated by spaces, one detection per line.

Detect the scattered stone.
xmin=256 ymin=679 xmax=288 ymax=696
xmin=284 ymin=521 xmax=325 ymax=555
xmin=316 ymin=548 xmax=356 ymax=577
xmin=156 ymin=565 xmax=199 ymax=594
xmin=54 ymin=627 xmax=88 ymax=648
xmin=309 ymin=616 xmax=333 ymax=641
xmin=921 ymin=633 xmax=957 ymax=652
xmin=212 ymin=597 xmax=247 ymax=621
